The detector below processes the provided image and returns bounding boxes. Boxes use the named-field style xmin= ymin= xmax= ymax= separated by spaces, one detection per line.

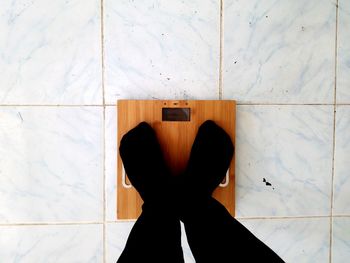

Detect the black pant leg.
xmin=183 ymin=198 xmax=284 ymax=263
xmin=117 ymin=203 xmax=184 ymax=263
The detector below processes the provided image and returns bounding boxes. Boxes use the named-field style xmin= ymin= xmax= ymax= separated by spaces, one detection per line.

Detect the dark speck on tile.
xmin=263 ymin=178 xmax=273 ymax=188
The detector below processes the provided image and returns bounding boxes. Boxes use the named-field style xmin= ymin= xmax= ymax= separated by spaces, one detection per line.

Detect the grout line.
xmin=106 ymin=220 xmax=137 ymax=223
xmin=2 ymin=103 xmax=350 ymax=107
xmin=2 ymin=215 xmax=350 ymax=227
xmin=218 ymin=0 xmax=224 ymax=100
xmin=235 ymin=215 xmax=331 ymax=220
xmin=329 ymin=1 xmax=339 ymax=262
xmin=102 ymin=110 xmax=107 ymax=262
xmin=333 ymin=0 xmax=339 ymax=107
xmin=0 ymin=222 xmax=104 ymax=226
xmin=107 ymin=102 xmax=337 ymax=106
xmin=236 ymin=103 xmax=335 ymax=106
xmin=102 ymin=110 xmax=107 ymax=263
xmin=100 ymin=0 xmax=107 ymax=261
xmin=0 ymin=104 xmax=105 ymax=107
xmin=332 ymin=214 xmax=350 ymax=218
xmin=330 ymin=217 xmax=334 ymax=263
xmin=102 ymin=108 xmax=107 ymax=263
xmin=106 ymin=215 xmax=332 ymax=223
xmin=3 ymin=214 xmax=350 ymax=227
xmin=101 ymin=0 xmax=106 ymax=107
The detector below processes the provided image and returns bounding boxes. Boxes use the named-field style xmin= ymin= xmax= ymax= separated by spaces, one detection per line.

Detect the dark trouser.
xmin=117 ymin=203 xmax=184 ymax=263
xmin=117 ymin=197 xmax=284 ymax=263
xmin=117 ymin=121 xmax=283 ymax=263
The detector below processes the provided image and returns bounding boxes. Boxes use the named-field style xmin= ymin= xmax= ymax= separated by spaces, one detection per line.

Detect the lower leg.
xmin=183 ymin=197 xmax=283 ymax=262
xmin=179 ymin=120 xmax=283 ymax=262
xmin=117 ymin=122 xmax=184 ymax=263
xmin=118 ymin=203 xmax=184 ymax=263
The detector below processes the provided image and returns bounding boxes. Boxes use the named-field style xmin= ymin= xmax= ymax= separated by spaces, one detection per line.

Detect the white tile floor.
xmin=104 ymin=0 xmax=220 ymax=102
xmin=0 ymin=0 xmax=102 ymax=105
xmin=235 ymin=105 xmax=334 ymax=217
xmin=223 ymin=0 xmax=336 ymax=104
xmin=0 ymin=224 xmax=103 ymax=262
xmin=0 ymin=0 xmax=349 ymax=262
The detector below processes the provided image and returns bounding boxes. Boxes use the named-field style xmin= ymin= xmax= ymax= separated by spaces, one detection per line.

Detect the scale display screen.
xmin=162 ymin=108 xmax=191 ymax=121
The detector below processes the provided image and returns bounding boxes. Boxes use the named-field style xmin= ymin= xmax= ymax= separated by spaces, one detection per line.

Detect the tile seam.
xmin=332 ymin=214 xmax=350 ymax=217
xmin=329 ymin=1 xmax=339 ymax=262
xmin=329 ymin=0 xmax=339 ymax=263
xmin=236 ymin=103 xmax=335 ymax=106
xmin=100 ymin=0 xmax=107 ymax=261
xmin=0 ymin=222 xmax=104 ymax=226
xmin=1 ymin=103 xmax=350 ymax=107
xmin=2 ymin=214 xmax=350 ymax=227
xmin=101 ymin=0 xmax=106 ymax=107
xmin=105 ymin=215 xmax=337 ymax=223
xmin=218 ymin=0 xmax=223 ymax=100
xmin=0 ymin=104 xmax=105 ymax=107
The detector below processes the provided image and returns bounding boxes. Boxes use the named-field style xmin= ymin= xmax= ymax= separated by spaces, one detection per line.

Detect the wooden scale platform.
xmin=117 ymin=100 xmax=236 ymax=219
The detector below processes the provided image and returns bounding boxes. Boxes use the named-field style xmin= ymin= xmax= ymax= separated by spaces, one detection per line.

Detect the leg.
xmin=178 ymin=120 xmax=284 ymax=262
xmin=118 ymin=122 xmax=184 ymax=263
xmin=118 ymin=203 xmax=183 ymax=263
xmin=183 ymin=197 xmax=283 ymax=262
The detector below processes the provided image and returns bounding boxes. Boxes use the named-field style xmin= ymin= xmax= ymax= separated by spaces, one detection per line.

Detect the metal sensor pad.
xmin=162 ymin=108 xmax=190 ymax=122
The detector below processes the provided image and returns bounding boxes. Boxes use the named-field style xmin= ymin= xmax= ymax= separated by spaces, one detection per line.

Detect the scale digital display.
xmin=162 ymin=108 xmax=191 ymax=122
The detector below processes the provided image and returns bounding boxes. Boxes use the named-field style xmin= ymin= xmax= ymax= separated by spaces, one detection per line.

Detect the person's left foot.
xmin=172 ymin=120 xmax=234 ymax=222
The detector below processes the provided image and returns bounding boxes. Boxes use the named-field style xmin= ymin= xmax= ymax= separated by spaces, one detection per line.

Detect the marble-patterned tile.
xmin=333 ymin=106 xmax=350 ymax=215
xmin=105 ymin=106 xmax=117 ymax=221
xmin=238 ymin=217 xmax=330 ymax=263
xmin=106 ymin=222 xmax=134 ymax=263
xmin=235 ymin=105 xmax=333 ymax=217
xmin=332 ymin=217 xmax=350 ymax=263
xmin=180 ymin=222 xmax=196 ymax=263
xmin=223 ymin=0 xmax=336 ymax=103
xmin=0 ymin=0 xmax=102 ymax=104
xmin=105 ymin=107 xmax=200 ymax=263
xmin=104 ymin=0 xmax=220 ymax=103
xmin=0 ymin=107 xmax=103 ymax=222
xmin=337 ymin=0 xmax=350 ymax=103
xmin=106 ymin=222 xmax=195 ymax=263
xmin=0 ymin=224 xmax=103 ymax=263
